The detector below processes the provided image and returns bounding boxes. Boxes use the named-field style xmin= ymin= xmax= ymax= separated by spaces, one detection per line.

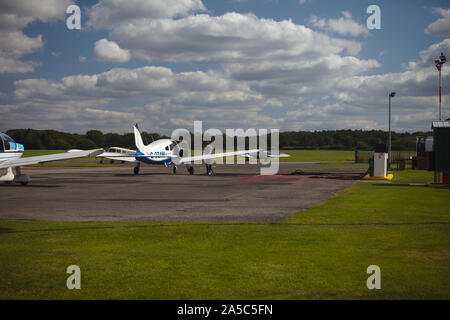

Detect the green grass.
xmin=22 ymin=150 xmax=118 ymax=166
xmin=306 ymin=165 xmax=368 ymax=170
xmin=0 ymin=170 xmax=449 ymax=299
xmin=29 ymin=163 xmax=123 ymax=167
xmin=22 ymin=150 xmax=66 ymax=157
xmin=281 ymin=150 xmax=354 ymax=162
xmin=391 ymin=169 xmax=436 ymax=185
xmin=199 ymin=150 xmax=356 ymax=163
xmin=317 ymin=161 xmax=354 ymax=164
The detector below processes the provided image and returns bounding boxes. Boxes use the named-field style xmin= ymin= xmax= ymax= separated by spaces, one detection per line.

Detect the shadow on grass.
xmin=373 ymin=183 xmax=450 ymax=189
xmin=3 ymin=221 xmax=450 ymax=235
xmin=373 ymin=183 xmax=427 ymax=187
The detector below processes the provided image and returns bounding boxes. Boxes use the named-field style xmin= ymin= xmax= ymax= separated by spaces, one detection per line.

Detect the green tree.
xmin=86 ymin=130 xmax=105 ymax=148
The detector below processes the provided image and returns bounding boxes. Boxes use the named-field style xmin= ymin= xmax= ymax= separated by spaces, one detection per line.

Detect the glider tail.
xmin=133 ymin=124 xmax=146 ymax=154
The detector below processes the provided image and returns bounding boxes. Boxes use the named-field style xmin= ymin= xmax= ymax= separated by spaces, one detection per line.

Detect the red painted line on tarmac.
xmin=303 ymin=178 xmax=356 ymax=182
xmin=238 ymin=171 xmax=293 ymax=181
xmin=238 ymin=175 xmax=270 ymax=181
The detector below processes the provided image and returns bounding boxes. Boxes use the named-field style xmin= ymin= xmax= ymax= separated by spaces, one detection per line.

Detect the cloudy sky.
xmin=1 ymin=0 xmax=450 ymax=134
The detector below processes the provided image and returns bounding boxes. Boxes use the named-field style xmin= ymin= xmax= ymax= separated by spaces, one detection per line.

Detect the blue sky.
xmin=1 ymin=0 xmax=450 ymax=134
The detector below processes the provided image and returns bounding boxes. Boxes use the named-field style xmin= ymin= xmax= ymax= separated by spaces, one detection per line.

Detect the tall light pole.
xmin=388 ymin=91 xmax=396 ymax=166
xmin=435 ymin=52 xmax=446 ymax=121
xmin=433 ymin=53 xmax=446 ymax=184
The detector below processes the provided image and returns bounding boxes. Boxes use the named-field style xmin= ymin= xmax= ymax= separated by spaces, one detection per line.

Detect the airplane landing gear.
xmin=173 ymin=165 xmax=177 ymax=174
xmin=134 ymin=163 xmax=140 ymax=175
xmin=186 ymin=165 xmax=194 ymax=175
xmin=13 ymin=167 xmax=30 ymax=185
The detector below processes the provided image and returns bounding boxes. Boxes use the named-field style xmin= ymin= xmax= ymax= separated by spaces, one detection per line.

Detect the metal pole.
xmin=435 ymin=67 xmax=440 ymax=183
xmin=388 ymin=93 xmax=391 ymax=166
xmin=435 ymin=67 xmax=440 ymax=184
xmin=439 ymin=65 xmax=442 ymax=121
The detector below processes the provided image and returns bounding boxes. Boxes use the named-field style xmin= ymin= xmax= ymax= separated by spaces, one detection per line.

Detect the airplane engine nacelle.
xmin=172 ymin=143 xmax=190 ymax=165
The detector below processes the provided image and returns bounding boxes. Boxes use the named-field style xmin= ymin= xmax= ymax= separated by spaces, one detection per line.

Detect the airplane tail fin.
xmin=133 ymin=124 xmax=146 ymax=154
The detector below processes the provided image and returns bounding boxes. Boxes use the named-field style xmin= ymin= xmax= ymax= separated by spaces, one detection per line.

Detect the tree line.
xmin=5 ymin=128 xmax=426 ymax=151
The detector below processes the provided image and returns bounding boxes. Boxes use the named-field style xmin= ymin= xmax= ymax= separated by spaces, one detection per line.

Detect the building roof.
xmin=432 ymin=121 xmax=450 ymax=129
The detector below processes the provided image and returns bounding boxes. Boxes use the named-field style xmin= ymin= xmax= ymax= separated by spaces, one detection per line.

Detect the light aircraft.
xmin=97 ymin=124 xmax=289 ymax=175
xmin=0 ymin=132 xmax=103 ymax=185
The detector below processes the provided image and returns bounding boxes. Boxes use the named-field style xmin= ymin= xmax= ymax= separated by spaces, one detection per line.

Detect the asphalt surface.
xmin=0 ymin=163 xmax=365 ymax=222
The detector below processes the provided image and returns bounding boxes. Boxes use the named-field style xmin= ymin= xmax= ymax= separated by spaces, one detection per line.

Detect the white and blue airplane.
xmin=97 ymin=124 xmax=289 ymax=175
xmin=0 ymin=132 xmax=103 ymax=185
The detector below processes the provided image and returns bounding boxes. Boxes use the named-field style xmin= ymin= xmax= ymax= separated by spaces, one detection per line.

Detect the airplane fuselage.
xmin=135 ymin=138 xmax=175 ymax=165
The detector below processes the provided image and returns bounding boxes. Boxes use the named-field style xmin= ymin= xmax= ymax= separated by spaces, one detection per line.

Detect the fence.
xmin=355 ymin=150 xmax=416 ymax=163
xmin=355 ymin=150 xmax=374 ymax=163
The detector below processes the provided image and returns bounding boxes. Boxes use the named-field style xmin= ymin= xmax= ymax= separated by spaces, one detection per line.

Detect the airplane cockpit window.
xmin=1 ymin=133 xmax=14 ymax=150
xmin=1 ymin=133 xmax=14 ymax=143
xmin=165 ymin=146 xmax=169 ymax=151
xmin=169 ymin=143 xmax=174 ymax=151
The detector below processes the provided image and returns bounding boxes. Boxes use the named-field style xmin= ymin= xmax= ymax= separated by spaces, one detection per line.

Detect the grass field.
xmin=22 ymin=150 xmax=123 ymax=167
xmin=24 ymin=149 xmax=355 ymax=161
xmin=21 ymin=149 xmax=355 ymax=166
xmin=305 ymin=165 xmax=369 ymax=170
xmin=0 ymin=170 xmax=448 ymax=299
xmin=22 ymin=150 xmax=66 ymax=157
xmin=29 ymin=162 xmax=124 ymax=167
xmin=281 ymin=150 xmax=354 ymax=162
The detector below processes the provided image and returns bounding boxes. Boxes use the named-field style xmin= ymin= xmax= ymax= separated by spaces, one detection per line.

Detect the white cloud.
xmin=0 ymin=57 xmax=39 ymax=73
xmin=88 ymin=0 xmax=206 ymax=29
xmin=0 ymin=0 xmax=73 ymax=73
xmin=0 ymin=102 xmax=137 ymax=133
xmin=93 ymin=39 xmax=131 ymax=63
xmin=107 ymin=12 xmax=362 ymax=66
xmin=13 ymin=66 xmax=265 ymax=106
xmin=309 ymin=11 xmax=369 ymax=37
xmin=7 ymin=65 xmax=284 ymax=132
xmin=425 ymin=8 xmax=450 ymax=37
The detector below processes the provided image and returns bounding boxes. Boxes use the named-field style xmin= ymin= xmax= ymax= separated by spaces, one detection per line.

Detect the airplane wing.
xmin=239 ymin=151 xmax=291 ymax=158
xmin=96 ymin=151 xmax=138 ymax=163
xmin=173 ymin=149 xmax=262 ymax=164
xmin=0 ymin=149 xmax=104 ymax=169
